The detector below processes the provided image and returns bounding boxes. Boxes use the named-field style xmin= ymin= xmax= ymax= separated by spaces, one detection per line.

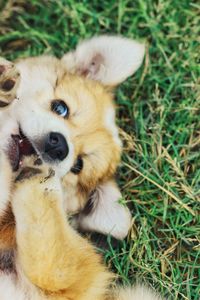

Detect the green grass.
xmin=0 ymin=0 xmax=199 ymax=299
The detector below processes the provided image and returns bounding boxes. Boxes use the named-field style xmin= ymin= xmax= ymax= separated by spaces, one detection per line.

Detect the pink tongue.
xmin=19 ymin=139 xmax=35 ymax=156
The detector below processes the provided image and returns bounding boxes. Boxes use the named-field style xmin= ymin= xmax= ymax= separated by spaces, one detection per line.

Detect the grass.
xmin=0 ymin=0 xmax=199 ymax=299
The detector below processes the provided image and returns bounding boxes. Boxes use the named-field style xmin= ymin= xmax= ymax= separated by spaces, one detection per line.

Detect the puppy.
xmin=0 ymin=144 xmax=163 ymax=300
xmin=0 ymin=36 xmax=145 ymax=243
xmin=0 ymin=36 xmax=166 ymax=299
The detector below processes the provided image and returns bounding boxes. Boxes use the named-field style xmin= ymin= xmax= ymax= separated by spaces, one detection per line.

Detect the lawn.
xmin=0 ymin=1 xmax=199 ymax=299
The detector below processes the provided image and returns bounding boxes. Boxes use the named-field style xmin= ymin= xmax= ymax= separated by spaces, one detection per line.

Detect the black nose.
xmin=44 ymin=132 xmax=69 ymax=161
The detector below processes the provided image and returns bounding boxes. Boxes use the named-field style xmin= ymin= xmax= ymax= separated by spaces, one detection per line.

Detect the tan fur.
xmin=12 ymin=165 xmax=112 ymax=300
xmin=7 ymin=163 xmax=162 ymax=300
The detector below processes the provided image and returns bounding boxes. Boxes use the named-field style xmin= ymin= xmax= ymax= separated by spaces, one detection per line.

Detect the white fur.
xmin=77 ymin=181 xmax=131 ymax=239
xmin=0 ymin=273 xmax=25 ymax=300
xmin=62 ymin=35 xmax=145 ymax=85
xmin=0 ymin=272 xmax=45 ymax=300
xmin=114 ymin=285 xmax=163 ymax=300
xmin=0 ymin=274 xmax=164 ymax=300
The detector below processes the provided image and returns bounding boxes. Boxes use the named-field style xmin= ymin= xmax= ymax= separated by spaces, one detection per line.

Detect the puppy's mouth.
xmin=8 ymin=128 xmax=37 ymax=171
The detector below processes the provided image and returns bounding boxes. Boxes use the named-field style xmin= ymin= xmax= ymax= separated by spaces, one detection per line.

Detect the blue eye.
xmin=51 ymin=100 xmax=69 ymax=118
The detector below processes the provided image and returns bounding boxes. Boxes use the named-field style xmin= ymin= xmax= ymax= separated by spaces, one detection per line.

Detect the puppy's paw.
xmin=15 ymin=157 xmax=55 ymax=183
xmin=13 ymin=157 xmax=63 ymax=212
xmin=0 ymin=57 xmax=20 ymax=108
xmin=15 ymin=166 xmax=42 ymax=182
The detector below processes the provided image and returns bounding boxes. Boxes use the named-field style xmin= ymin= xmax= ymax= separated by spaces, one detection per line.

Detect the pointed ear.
xmin=62 ymin=35 xmax=145 ymax=86
xmin=77 ymin=180 xmax=131 ymax=240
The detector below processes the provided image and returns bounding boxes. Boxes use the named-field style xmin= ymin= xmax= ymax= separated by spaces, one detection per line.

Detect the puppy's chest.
xmin=0 ymin=249 xmax=15 ymax=273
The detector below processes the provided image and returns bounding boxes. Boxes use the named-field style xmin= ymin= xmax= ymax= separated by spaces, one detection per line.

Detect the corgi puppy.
xmin=0 ymin=144 xmax=163 ymax=300
xmin=0 ymin=36 xmax=165 ymax=300
xmin=0 ymin=36 xmax=145 ymax=244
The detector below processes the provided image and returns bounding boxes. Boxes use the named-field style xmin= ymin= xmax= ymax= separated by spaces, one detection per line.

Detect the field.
xmin=0 ymin=1 xmax=199 ymax=299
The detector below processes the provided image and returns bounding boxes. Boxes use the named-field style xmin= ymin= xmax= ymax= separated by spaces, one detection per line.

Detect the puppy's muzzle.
xmin=44 ymin=132 xmax=69 ymax=161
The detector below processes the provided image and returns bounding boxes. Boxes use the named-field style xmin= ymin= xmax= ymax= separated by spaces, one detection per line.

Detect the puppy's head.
xmin=2 ymin=36 xmax=145 ymax=239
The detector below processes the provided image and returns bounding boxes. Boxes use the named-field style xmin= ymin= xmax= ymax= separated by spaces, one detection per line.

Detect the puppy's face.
xmin=1 ymin=56 xmax=121 ymax=211
xmin=0 ymin=36 xmax=145 ymax=238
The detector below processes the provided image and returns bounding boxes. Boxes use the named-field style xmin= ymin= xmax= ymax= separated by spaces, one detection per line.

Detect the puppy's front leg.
xmin=12 ymin=164 xmax=110 ymax=298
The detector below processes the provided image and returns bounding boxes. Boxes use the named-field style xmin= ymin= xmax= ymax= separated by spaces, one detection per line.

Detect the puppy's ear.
xmin=77 ymin=180 xmax=131 ymax=240
xmin=62 ymin=35 xmax=145 ymax=86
